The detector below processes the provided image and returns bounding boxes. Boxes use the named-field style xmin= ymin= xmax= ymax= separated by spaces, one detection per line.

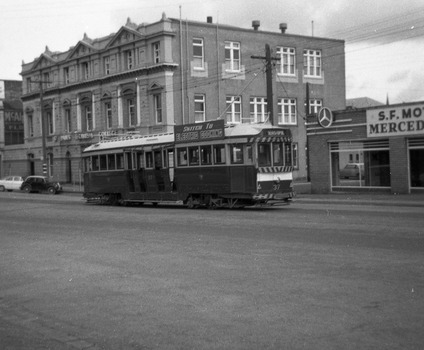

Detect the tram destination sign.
xmin=174 ymin=120 xmax=225 ymax=144
xmin=367 ymin=103 xmax=424 ymax=137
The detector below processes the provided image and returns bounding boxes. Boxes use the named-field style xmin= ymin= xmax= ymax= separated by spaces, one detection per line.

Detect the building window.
xmin=278 ymin=98 xmax=297 ymax=125
xmin=28 ymin=114 xmax=34 ymax=137
xmin=153 ymin=42 xmax=160 ymax=64
xmin=277 ymin=47 xmax=296 ymax=76
xmin=64 ymin=67 xmax=70 ymax=84
xmin=308 ymin=99 xmax=323 ymax=115
xmin=83 ymin=62 xmax=90 ymax=80
xmin=249 ymin=97 xmax=267 ymax=123
xmin=65 ymin=108 xmax=72 ymax=133
xmin=303 ymin=49 xmax=321 ymax=77
xmin=105 ymin=101 xmax=112 ymax=129
xmin=46 ymin=110 xmax=54 ymax=135
xmin=127 ymin=98 xmax=136 ymax=127
xmin=193 ymin=38 xmax=204 ymax=69
xmin=410 ymin=143 xmax=424 ymax=188
xmin=104 ymin=57 xmax=110 ymax=75
xmin=126 ymin=50 xmax=133 ymax=70
xmin=26 ymin=78 xmax=32 ymax=93
xmin=226 ymin=96 xmax=242 ymax=123
xmin=194 ymin=94 xmax=205 ymax=123
xmin=225 ymin=41 xmax=240 ymax=72
xmin=154 ymin=94 xmax=162 ymax=124
xmin=85 ymin=105 xmax=93 ymax=131
xmin=43 ymin=72 xmax=50 ymax=87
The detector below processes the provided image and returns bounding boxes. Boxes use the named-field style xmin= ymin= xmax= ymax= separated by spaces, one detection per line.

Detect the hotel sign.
xmin=367 ymin=103 xmax=424 ymax=137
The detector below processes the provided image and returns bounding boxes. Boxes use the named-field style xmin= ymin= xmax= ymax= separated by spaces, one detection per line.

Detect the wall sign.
xmin=317 ymin=107 xmax=333 ymax=128
xmin=367 ymin=103 xmax=424 ymax=137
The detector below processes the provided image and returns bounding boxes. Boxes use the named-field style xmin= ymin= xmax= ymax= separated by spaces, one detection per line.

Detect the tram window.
xmin=116 ymin=153 xmax=124 ymax=169
xmin=284 ymin=143 xmax=292 ymax=166
xmin=92 ymin=156 xmax=99 ymax=171
xmin=258 ymin=143 xmax=271 ymax=167
xmin=177 ymin=148 xmax=188 ymax=166
xmin=107 ymin=154 xmax=116 ymax=170
xmin=125 ymin=153 xmax=132 ymax=169
xmin=83 ymin=157 xmax=90 ymax=172
xmin=145 ymin=152 xmax=154 ymax=169
xmin=231 ymin=144 xmax=244 ymax=164
xmin=246 ymin=145 xmax=253 ymax=163
xmin=138 ymin=152 xmax=145 ymax=169
xmin=99 ymin=155 xmax=107 ymax=170
xmin=213 ymin=145 xmax=226 ymax=164
xmin=273 ymin=143 xmax=284 ymax=166
xmin=200 ymin=145 xmax=212 ymax=165
xmin=154 ymin=150 xmax=162 ymax=169
xmin=189 ymin=147 xmax=199 ymax=166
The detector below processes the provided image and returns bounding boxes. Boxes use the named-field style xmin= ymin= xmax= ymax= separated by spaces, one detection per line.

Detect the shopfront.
xmin=307 ymin=101 xmax=424 ymax=194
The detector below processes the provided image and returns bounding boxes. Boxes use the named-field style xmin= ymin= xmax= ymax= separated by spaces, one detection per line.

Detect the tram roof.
xmin=82 ymin=123 xmax=289 ymax=153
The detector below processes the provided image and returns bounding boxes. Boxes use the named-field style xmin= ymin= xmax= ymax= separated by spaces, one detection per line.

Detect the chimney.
xmin=279 ymin=23 xmax=287 ymax=33
xmin=207 ymin=16 xmax=213 ymax=24
xmin=252 ymin=20 xmax=260 ymax=31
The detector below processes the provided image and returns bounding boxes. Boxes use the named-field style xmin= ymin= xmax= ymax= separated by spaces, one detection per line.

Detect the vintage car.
xmin=20 ymin=176 xmax=62 ymax=194
xmin=339 ymin=163 xmax=364 ymax=179
xmin=0 ymin=176 xmax=24 ymax=191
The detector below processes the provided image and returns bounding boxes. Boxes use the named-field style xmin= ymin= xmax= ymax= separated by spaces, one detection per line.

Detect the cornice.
xmin=21 ymin=63 xmax=178 ymax=102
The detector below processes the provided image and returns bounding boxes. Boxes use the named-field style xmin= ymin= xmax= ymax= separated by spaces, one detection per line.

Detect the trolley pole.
xmin=252 ymin=44 xmax=279 ymax=125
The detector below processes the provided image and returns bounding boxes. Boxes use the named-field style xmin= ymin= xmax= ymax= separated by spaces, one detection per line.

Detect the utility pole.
xmin=252 ymin=44 xmax=279 ymax=125
xmin=30 ymin=78 xmax=49 ymax=175
xmin=305 ymin=82 xmax=311 ymax=182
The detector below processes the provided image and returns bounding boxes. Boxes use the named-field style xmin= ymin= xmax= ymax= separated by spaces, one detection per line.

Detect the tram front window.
xmin=284 ymin=143 xmax=292 ymax=166
xmin=273 ymin=143 xmax=284 ymax=166
xmin=258 ymin=143 xmax=271 ymax=167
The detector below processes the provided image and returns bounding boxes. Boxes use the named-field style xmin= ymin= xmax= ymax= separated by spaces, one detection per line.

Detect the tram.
xmin=82 ymin=120 xmax=295 ymax=208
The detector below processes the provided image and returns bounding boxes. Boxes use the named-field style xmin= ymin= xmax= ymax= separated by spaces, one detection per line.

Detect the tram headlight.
xmin=274 ymin=177 xmax=281 ymax=184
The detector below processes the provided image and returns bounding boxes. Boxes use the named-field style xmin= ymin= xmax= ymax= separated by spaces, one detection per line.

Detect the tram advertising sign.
xmin=174 ymin=120 xmax=225 ymax=144
xmin=367 ymin=103 xmax=424 ymax=137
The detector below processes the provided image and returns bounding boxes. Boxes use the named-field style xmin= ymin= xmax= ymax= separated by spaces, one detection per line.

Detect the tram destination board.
xmin=174 ymin=120 xmax=225 ymax=144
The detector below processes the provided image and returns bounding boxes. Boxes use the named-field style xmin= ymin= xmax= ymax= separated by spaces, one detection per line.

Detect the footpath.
xmin=61 ymin=183 xmax=424 ymax=208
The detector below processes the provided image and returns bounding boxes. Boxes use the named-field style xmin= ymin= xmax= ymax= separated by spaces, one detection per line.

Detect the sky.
xmin=1 ymin=0 xmax=424 ymax=104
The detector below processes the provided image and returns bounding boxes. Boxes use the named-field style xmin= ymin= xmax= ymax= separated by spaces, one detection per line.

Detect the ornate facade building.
xmin=19 ymin=14 xmax=345 ymax=184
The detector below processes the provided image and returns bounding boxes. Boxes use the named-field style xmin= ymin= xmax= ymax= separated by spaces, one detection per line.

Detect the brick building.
xmin=307 ymin=101 xmax=424 ymax=194
xmin=0 ymin=80 xmax=24 ymax=177
xmin=19 ymin=14 xmax=345 ymax=184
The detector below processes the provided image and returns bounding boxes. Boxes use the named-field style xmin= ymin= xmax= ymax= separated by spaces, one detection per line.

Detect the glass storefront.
xmin=409 ymin=138 xmax=424 ymax=188
xmin=330 ymin=140 xmax=391 ymax=189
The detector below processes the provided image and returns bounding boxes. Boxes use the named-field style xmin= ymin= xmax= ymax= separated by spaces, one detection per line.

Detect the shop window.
xmin=410 ymin=148 xmax=424 ymax=188
xmin=331 ymin=140 xmax=390 ymax=188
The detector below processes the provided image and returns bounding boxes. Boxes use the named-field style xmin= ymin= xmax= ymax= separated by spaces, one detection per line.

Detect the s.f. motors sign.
xmin=367 ymin=103 xmax=424 ymax=137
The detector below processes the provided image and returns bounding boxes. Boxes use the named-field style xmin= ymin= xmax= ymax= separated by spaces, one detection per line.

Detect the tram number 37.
xmin=257 ymin=183 xmax=281 ymax=191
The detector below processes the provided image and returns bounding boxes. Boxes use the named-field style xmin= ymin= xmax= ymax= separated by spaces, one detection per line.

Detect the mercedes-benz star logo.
xmin=317 ymin=107 xmax=333 ymax=128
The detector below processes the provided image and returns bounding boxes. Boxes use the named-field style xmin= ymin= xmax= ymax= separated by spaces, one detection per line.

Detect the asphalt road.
xmin=0 ymin=191 xmax=423 ymax=349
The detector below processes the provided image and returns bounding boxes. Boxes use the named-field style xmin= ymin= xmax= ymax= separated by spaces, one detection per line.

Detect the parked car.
xmin=20 ymin=176 xmax=62 ymax=194
xmin=0 ymin=176 xmax=24 ymax=192
xmin=339 ymin=163 xmax=364 ymax=179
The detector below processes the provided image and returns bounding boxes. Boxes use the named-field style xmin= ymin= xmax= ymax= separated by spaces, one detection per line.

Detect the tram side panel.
xmin=84 ymin=170 xmax=130 ymax=199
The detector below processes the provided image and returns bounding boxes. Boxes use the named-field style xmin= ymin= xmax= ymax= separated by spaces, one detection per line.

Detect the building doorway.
xmin=66 ymin=152 xmax=72 ymax=183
